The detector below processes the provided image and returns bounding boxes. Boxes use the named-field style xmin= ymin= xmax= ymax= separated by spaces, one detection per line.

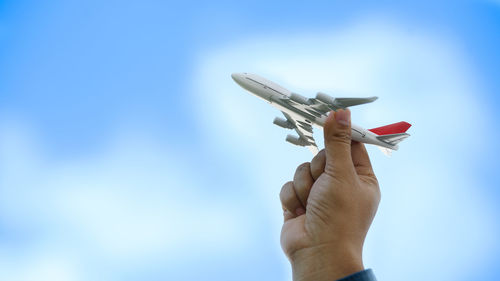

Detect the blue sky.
xmin=1 ymin=1 xmax=499 ymax=281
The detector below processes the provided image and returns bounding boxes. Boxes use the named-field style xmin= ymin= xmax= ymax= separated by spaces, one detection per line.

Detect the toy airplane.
xmin=231 ymin=72 xmax=411 ymax=156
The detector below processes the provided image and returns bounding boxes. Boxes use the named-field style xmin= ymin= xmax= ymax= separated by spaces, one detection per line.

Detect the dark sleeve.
xmin=336 ymin=269 xmax=377 ymax=281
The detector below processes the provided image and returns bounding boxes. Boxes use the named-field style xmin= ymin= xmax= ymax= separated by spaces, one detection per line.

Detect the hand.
xmin=279 ymin=109 xmax=380 ymax=281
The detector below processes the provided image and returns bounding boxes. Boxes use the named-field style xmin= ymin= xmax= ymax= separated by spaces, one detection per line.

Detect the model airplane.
xmin=231 ymin=72 xmax=411 ymax=156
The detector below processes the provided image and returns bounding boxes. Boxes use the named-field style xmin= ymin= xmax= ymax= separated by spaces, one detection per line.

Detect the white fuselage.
xmin=231 ymin=73 xmax=394 ymax=149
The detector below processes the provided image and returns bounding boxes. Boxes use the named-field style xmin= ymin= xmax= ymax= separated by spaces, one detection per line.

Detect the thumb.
xmin=323 ymin=109 xmax=354 ymax=175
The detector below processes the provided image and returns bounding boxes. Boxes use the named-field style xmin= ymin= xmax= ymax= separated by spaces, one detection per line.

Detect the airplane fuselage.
xmin=231 ymin=73 xmax=396 ymax=150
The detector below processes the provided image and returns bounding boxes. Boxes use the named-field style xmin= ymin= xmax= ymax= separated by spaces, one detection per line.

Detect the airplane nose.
xmin=231 ymin=73 xmax=246 ymax=86
xmin=231 ymin=73 xmax=241 ymax=82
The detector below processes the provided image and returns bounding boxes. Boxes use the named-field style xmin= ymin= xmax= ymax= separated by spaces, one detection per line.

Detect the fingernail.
xmin=335 ymin=109 xmax=350 ymax=127
xmin=296 ymin=207 xmax=305 ymax=216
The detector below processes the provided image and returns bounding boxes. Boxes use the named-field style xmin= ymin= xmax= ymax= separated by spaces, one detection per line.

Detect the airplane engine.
xmin=286 ymin=135 xmax=308 ymax=146
xmin=273 ymin=117 xmax=294 ymax=129
xmin=289 ymin=93 xmax=310 ymax=105
xmin=316 ymin=92 xmax=336 ymax=105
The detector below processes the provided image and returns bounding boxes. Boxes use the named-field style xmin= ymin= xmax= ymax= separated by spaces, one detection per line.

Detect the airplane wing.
xmin=281 ymin=112 xmax=319 ymax=155
xmin=308 ymin=94 xmax=378 ymax=114
xmin=275 ymin=93 xmax=376 ymax=155
xmin=330 ymin=96 xmax=378 ymax=108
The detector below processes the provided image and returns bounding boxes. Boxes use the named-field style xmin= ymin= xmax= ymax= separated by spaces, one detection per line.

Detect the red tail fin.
xmin=368 ymin=121 xmax=411 ymax=135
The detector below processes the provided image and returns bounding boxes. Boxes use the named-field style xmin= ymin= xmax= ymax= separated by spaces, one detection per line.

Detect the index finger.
xmin=310 ymin=149 xmax=326 ymax=181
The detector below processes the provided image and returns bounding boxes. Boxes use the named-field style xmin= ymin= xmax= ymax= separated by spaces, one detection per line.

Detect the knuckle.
xmin=329 ymin=130 xmax=351 ymax=145
xmin=310 ymin=151 xmax=326 ymax=177
xmin=279 ymin=181 xmax=294 ymax=203
xmin=365 ymin=174 xmax=380 ymax=189
xmin=311 ymin=149 xmax=325 ymax=163
xmin=296 ymin=162 xmax=310 ymax=173
xmin=324 ymin=163 xmax=352 ymax=179
xmin=294 ymin=163 xmax=312 ymax=188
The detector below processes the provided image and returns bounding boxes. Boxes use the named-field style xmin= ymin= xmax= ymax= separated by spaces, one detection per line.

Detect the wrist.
xmin=290 ymin=243 xmax=364 ymax=281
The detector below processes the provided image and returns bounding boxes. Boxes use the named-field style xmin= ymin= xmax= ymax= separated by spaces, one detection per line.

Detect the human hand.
xmin=279 ymin=109 xmax=380 ymax=281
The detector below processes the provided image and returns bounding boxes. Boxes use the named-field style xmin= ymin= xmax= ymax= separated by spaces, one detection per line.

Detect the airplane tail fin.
xmin=368 ymin=121 xmax=411 ymax=135
xmin=369 ymin=121 xmax=412 ymax=155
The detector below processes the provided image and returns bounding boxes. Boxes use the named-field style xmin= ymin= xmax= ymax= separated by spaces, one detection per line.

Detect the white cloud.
xmin=0 ymin=119 xmax=255 ymax=278
xmin=0 ymin=252 xmax=83 ymax=281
